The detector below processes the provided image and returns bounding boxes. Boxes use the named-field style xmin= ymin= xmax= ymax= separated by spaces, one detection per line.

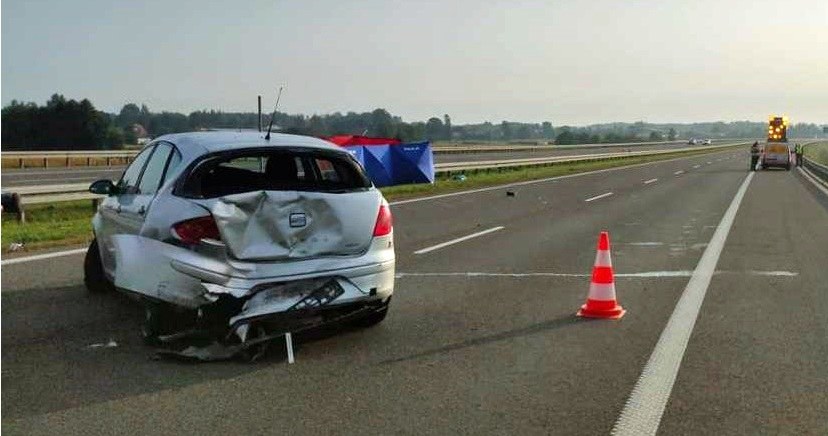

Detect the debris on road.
xmin=8 ymin=242 xmax=25 ymax=252
xmin=87 ymin=339 xmax=118 ymax=349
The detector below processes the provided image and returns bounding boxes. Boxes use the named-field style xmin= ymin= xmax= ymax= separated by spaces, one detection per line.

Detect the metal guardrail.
xmin=7 ymin=142 xmax=748 ymax=205
xmin=434 ymin=142 xmax=748 ymax=174
xmin=802 ymin=157 xmax=828 ymax=185
xmin=2 ymin=139 xmax=752 ymax=167
xmin=2 ymin=150 xmax=137 ymax=168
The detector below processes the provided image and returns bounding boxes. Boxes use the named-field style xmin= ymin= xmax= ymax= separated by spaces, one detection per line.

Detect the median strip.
xmin=413 ymin=226 xmax=505 ymax=255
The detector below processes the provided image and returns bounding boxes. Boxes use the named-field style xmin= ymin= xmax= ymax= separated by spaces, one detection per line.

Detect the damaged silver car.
xmin=84 ymin=132 xmax=395 ymax=360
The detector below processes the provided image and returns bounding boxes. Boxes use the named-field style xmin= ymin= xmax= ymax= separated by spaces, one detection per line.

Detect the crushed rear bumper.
xmin=109 ymin=234 xmax=394 ymax=359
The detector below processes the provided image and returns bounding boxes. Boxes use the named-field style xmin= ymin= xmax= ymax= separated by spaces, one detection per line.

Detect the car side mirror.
xmin=89 ymin=179 xmax=117 ymax=196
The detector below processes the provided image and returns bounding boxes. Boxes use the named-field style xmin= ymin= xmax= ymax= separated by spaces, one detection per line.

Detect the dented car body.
xmin=85 ymin=132 xmax=395 ymax=359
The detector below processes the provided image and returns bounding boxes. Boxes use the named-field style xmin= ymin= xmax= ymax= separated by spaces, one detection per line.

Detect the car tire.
xmin=353 ymin=299 xmax=391 ymax=328
xmin=84 ymin=238 xmax=114 ymax=293
xmin=786 ymin=164 xmax=791 ymax=171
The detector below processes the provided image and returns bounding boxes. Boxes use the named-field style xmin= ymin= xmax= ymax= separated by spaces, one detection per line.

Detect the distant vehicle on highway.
xmin=688 ymin=138 xmax=699 ymax=145
xmin=760 ymin=142 xmax=791 ymax=170
xmin=84 ymin=131 xmax=395 ymax=359
xmin=702 ymin=139 xmax=712 ymax=145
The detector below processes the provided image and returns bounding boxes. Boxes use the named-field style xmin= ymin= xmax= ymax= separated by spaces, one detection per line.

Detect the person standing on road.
xmin=795 ymin=143 xmax=804 ymax=167
xmin=750 ymin=141 xmax=761 ymax=171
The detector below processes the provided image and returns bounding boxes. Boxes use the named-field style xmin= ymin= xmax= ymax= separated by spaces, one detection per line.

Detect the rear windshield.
xmin=766 ymin=145 xmax=788 ymax=154
xmin=177 ymin=149 xmax=372 ymax=198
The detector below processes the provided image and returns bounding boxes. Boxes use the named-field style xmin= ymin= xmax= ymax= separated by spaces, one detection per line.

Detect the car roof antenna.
xmin=264 ymin=86 xmax=283 ymax=141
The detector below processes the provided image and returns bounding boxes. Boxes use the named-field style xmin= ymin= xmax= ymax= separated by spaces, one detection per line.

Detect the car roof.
xmin=153 ymin=131 xmax=341 ymax=160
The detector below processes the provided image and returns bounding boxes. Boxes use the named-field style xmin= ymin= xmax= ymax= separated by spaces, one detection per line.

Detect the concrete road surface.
xmin=3 ymin=148 xmax=827 ymax=435
xmin=0 ymin=141 xmax=702 ymax=187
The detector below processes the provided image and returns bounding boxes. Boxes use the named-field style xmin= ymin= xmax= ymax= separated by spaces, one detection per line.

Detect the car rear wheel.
xmin=84 ymin=238 xmax=114 ymax=293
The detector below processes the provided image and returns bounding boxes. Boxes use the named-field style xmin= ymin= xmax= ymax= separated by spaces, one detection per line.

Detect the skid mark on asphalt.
xmin=380 ymin=315 xmax=579 ymax=365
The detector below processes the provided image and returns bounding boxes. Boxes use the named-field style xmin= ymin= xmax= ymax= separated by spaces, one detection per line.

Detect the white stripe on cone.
xmin=595 ymin=249 xmax=612 ymax=267
xmin=588 ymin=282 xmax=618 ymax=301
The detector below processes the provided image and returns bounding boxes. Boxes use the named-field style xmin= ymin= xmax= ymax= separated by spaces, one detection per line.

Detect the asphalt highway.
xmin=1 ymin=141 xmax=705 ymax=187
xmin=3 ymin=147 xmax=827 ymax=435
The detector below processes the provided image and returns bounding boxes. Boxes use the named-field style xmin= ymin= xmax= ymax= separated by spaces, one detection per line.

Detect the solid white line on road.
xmin=584 ymin=192 xmax=613 ymax=202
xmin=612 ymin=172 xmax=754 ymax=436
xmin=413 ymin=226 xmax=504 ymax=255
xmin=692 ymin=164 xmax=701 ymax=169
xmin=397 ymin=271 xmax=589 ymax=278
xmin=798 ymin=167 xmax=828 ymax=197
xmin=1 ymin=248 xmax=88 ymax=266
xmin=706 ymin=161 xmax=712 ymax=164
xmin=674 ymin=170 xmax=684 ymax=175
xmin=643 ymin=178 xmax=658 ymax=185
xmin=395 ymin=269 xmax=794 ymax=279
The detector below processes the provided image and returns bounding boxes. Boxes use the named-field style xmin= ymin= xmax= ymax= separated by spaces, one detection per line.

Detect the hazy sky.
xmin=3 ymin=0 xmax=826 ymax=124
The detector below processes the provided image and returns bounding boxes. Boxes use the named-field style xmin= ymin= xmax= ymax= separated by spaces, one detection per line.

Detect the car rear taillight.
xmin=172 ymin=216 xmax=221 ymax=244
xmin=372 ymin=203 xmax=393 ymax=237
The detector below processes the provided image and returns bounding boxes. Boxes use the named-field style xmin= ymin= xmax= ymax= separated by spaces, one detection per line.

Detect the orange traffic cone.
xmin=577 ymin=231 xmax=626 ymax=319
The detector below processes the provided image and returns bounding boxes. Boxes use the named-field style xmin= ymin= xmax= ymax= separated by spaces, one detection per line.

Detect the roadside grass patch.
xmin=1 ymin=200 xmax=93 ymax=252
xmin=804 ymin=142 xmax=828 ymax=165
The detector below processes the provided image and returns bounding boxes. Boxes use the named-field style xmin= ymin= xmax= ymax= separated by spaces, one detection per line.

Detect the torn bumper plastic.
xmin=110 ymin=234 xmax=394 ymax=319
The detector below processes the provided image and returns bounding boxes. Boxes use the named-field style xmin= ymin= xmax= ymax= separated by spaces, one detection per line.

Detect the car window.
xmin=118 ymin=146 xmax=154 ymax=195
xmin=164 ymin=148 xmax=183 ymax=182
xmin=179 ymin=149 xmax=371 ymax=198
xmin=315 ymin=158 xmax=341 ymax=183
xmin=137 ymin=142 xmax=173 ymax=195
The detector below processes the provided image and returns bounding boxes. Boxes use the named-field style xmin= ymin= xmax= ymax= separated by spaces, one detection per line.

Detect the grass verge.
xmin=1 ymin=146 xmax=743 ymax=254
xmin=804 ymin=142 xmax=828 ymax=165
xmin=2 ymin=200 xmax=94 ymax=253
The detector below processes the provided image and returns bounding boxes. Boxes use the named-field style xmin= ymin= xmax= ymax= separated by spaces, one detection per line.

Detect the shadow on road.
xmin=380 ymin=314 xmax=583 ymax=365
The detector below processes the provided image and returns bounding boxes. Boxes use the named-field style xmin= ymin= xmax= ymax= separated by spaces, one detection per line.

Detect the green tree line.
xmin=2 ymin=94 xmax=824 ymax=150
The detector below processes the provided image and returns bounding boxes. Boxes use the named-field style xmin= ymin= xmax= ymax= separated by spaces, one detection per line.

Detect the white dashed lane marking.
xmin=584 ymin=192 xmax=614 ymax=202
xmin=413 ymin=226 xmax=505 ymax=255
